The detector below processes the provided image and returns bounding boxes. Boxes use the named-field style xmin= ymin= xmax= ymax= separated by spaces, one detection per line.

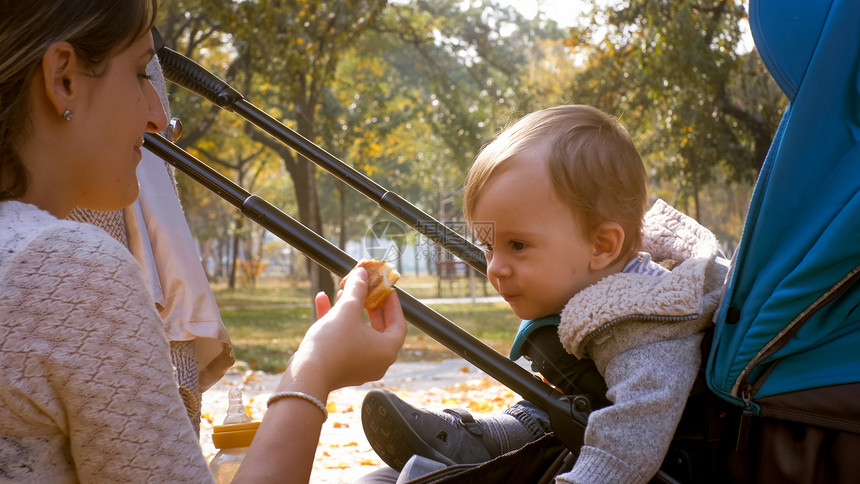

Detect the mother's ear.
xmin=589 ymin=221 xmax=625 ymax=272
xmin=39 ymin=42 xmax=80 ymax=119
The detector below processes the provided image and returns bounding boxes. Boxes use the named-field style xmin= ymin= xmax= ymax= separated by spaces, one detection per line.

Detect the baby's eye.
xmin=510 ymin=241 xmax=527 ymax=251
xmin=478 ymin=243 xmax=493 ymax=254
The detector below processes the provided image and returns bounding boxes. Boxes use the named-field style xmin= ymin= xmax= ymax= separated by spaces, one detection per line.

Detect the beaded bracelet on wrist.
xmin=266 ymin=391 xmax=328 ymax=421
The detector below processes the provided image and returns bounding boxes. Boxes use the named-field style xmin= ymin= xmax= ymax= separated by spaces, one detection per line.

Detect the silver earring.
xmin=62 ymin=109 xmax=73 ymax=121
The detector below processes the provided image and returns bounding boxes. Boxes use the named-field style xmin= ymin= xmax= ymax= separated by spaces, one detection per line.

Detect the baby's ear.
xmin=589 ymin=222 xmax=624 ymax=272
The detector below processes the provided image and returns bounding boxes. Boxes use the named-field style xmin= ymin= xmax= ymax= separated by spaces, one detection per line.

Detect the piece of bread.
xmin=340 ymin=259 xmax=400 ymax=310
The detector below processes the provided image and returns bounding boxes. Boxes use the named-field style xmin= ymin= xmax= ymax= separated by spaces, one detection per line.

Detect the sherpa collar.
xmin=558 ymin=199 xmax=720 ymax=359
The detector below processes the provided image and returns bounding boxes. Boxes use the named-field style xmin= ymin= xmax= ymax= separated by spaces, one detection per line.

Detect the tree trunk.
xmin=294 ymin=100 xmax=337 ymax=301
xmin=294 ymin=160 xmax=336 ymax=298
xmin=228 ymin=214 xmax=244 ymax=290
xmin=686 ymin=149 xmax=701 ymax=221
xmin=249 ymin=136 xmax=336 ymax=301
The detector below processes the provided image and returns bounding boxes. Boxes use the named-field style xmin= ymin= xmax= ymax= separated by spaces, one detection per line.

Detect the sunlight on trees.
xmin=156 ymin=0 xmax=782 ymax=290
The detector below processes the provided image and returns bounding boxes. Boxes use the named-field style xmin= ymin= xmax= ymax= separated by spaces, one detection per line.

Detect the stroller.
xmin=148 ymin=0 xmax=860 ymax=481
xmin=703 ymin=0 xmax=860 ymax=481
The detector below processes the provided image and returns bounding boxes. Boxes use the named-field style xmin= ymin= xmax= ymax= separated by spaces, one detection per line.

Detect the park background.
xmin=155 ymin=0 xmax=783 ymax=366
xmin=154 ymin=0 xmax=785 ymax=478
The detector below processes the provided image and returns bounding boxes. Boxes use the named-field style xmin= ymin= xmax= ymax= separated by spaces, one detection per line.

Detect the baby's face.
xmin=472 ymin=159 xmax=602 ymax=320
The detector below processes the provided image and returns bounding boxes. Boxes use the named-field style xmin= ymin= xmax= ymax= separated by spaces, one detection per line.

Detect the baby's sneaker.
xmin=361 ymin=389 xmax=501 ymax=471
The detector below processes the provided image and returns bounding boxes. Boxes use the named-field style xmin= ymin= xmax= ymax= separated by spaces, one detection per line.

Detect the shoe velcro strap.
xmin=444 ymin=408 xmax=483 ymax=437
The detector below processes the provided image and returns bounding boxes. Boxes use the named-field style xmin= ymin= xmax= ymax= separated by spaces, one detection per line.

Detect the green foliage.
xmin=157 ymin=0 xmax=781 ymax=273
xmin=568 ymin=0 xmax=786 ymax=228
xmin=146 ymin=1 xmax=799 ymax=375
xmin=317 ymin=0 xmax=571 ymax=242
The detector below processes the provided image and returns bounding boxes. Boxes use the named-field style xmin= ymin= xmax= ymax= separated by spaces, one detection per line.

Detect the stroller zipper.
xmin=578 ymin=313 xmax=698 ymax=350
xmin=735 ymin=386 xmax=754 ymax=451
xmin=731 ymin=265 xmax=860 ymax=401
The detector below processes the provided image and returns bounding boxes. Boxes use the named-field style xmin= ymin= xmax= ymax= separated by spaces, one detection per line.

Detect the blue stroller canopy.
xmin=706 ymin=0 xmax=860 ymax=406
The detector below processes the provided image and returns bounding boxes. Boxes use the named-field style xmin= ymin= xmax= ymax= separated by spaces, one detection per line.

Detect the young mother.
xmin=0 ymin=1 xmax=406 ymax=482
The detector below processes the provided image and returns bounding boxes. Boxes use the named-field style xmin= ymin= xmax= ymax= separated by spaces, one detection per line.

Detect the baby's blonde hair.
xmin=464 ymin=105 xmax=648 ymax=260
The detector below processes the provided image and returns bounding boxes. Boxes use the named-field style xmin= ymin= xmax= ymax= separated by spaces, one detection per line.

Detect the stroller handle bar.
xmin=155 ymin=38 xmax=487 ymax=274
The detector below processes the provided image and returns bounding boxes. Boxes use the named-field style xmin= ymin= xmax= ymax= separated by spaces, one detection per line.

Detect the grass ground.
xmin=214 ymin=275 xmax=519 ymax=373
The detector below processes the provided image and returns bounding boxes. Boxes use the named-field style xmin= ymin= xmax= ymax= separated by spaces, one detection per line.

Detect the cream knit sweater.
xmin=0 ymin=201 xmax=212 ymax=482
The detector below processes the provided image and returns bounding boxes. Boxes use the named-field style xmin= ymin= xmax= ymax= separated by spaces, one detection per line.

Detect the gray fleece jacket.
xmin=555 ymin=199 xmax=729 ymax=484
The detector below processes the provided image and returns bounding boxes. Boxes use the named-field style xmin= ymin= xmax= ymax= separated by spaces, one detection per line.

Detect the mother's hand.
xmin=293 ymin=267 xmax=406 ymax=393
